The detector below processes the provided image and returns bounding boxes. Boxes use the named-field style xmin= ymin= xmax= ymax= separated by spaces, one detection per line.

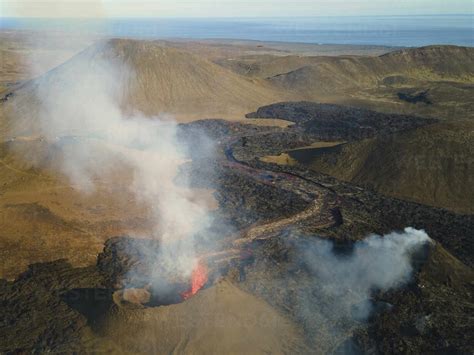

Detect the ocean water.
xmin=1 ymin=16 xmax=473 ymax=47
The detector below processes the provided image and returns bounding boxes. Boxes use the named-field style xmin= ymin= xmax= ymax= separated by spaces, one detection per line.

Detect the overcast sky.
xmin=1 ymin=0 xmax=473 ymax=18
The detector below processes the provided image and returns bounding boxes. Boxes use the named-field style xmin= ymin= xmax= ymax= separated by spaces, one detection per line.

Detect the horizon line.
xmin=1 ymin=13 xmax=473 ymax=19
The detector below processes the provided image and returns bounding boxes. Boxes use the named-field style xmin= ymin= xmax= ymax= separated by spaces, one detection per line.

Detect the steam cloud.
xmin=291 ymin=227 xmax=432 ymax=349
xmin=11 ymin=39 xmax=213 ymax=278
xmin=303 ymin=227 xmax=431 ymax=299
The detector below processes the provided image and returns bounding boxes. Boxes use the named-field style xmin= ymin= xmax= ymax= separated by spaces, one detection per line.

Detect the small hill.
xmin=216 ymin=54 xmax=322 ymax=79
xmin=103 ymin=39 xmax=282 ymax=118
xmin=222 ymin=46 xmax=474 ymax=83
xmin=379 ymin=45 xmax=474 ymax=79
xmin=291 ymin=120 xmax=474 ymax=214
xmin=217 ymin=46 xmax=474 ymax=119
xmin=0 ymin=38 xmax=283 ymax=137
xmin=266 ymin=46 xmax=474 ymax=92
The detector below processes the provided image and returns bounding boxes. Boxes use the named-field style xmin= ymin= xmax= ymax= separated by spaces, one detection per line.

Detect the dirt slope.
xmin=267 ymin=46 xmax=474 ymax=92
xmin=221 ymin=46 xmax=474 ymax=83
xmin=293 ymin=120 xmax=474 ymax=214
xmin=102 ymin=280 xmax=306 ymax=354
xmin=0 ymin=38 xmax=283 ymax=130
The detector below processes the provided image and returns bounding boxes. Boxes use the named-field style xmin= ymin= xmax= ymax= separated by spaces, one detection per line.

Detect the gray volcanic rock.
xmin=0 ymin=260 xmax=109 ymax=353
xmin=357 ymin=243 xmax=474 ymax=354
xmin=247 ymin=101 xmax=436 ymax=140
xmin=246 ymin=101 xmax=474 ymax=214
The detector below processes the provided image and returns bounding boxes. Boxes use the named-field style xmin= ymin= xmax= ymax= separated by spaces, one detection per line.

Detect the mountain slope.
xmin=291 ymin=120 xmax=474 ymax=214
xmin=217 ymin=45 xmax=474 ymax=119
xmin=266 ymin=46 xmax=474 ymax=92
xmin=221 ymin=46 xmax=474 ymax=83
xmin=105 ymin=39 xmax=282 ymax=118
xmin=0 ymin=38 xmax=284 ymax=137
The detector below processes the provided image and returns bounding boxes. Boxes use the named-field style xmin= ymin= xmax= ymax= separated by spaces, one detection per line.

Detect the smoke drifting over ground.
xmin=12 ymin=39 xmax=214 ymax=280
xmin=289 ymin=227 xmax=432 ymax=349
xmin=303 ymin=228 xmax=431 ymax=316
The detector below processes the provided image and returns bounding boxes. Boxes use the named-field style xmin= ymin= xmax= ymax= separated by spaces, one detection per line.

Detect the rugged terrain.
xmin=1 ymin=116 xmax=473 ymax=353
xmin=247 ymin=101 xmax=474 ymax=213
xmin=219 ymin=45 xmax=474 ymax=120
xmin=0 ymin=37 xmax=473 ymax=353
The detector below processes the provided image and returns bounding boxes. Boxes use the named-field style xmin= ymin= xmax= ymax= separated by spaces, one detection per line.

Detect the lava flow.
xmin=181 ymin=262 xmax=208 ymax=300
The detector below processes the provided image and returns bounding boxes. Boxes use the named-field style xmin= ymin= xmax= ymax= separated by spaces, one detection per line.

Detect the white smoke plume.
xmin=303 ymin=227 xmax=431 ymax=298
xmin=10 ymin=38 xmax=213 ymax=279
xmin=292 ymin=227 xmax=432 ymax=349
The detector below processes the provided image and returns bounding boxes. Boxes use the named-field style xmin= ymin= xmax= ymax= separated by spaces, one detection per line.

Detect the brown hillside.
xmin=0 ymin=38 xmax=284 ymax=134
xmin=266 ymin=46 xmax=474 ymax=91
xmin=218 ymin=46 xmax=474 ymax=119
xmin=291 ymin=120 xmax=474 ymax=214
xmin=221 ymin=46 xmax=474 ymax=83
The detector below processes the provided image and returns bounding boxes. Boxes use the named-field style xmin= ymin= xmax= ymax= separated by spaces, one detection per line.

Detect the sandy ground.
xmin=101 ymin=280 xmax=307 ymax=354
xmin=0 ymin=136 xmax=218 ymax=279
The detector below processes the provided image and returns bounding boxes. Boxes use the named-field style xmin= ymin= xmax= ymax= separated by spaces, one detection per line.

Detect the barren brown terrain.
xmin=0 ymin=32 xmax=473 ymax=354
xmin=0 ymin=36 xmax=414 ymax=279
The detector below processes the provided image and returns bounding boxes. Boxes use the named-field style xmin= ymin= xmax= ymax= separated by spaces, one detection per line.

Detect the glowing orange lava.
xmin=181 ymin=262 xmax=208 ymax=300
